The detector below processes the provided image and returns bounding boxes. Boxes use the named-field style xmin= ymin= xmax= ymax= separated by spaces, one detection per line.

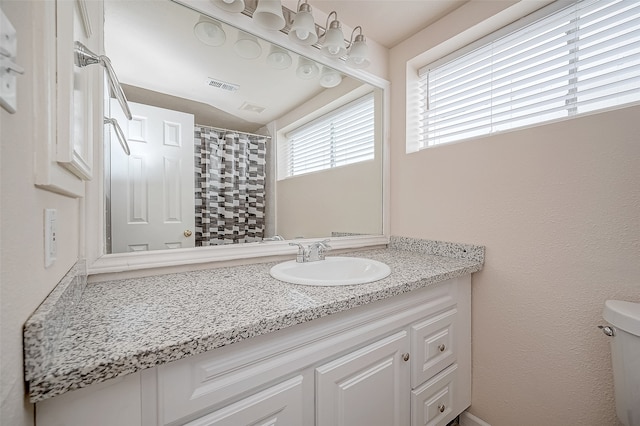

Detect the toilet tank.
xmin=603 ymin=300 xmax=640 ymax=426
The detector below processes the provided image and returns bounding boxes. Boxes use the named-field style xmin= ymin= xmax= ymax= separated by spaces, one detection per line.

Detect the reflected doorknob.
xmin=184 ymin=230 xmax=193 ymax=237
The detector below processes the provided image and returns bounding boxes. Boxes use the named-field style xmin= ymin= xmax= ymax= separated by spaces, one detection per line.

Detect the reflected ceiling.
xmin=105 ymin=0 xmax=334 ymax=132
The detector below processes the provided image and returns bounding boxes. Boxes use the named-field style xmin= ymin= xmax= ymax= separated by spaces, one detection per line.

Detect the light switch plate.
xmin=44 ymin=209 xmax=57 ymax=268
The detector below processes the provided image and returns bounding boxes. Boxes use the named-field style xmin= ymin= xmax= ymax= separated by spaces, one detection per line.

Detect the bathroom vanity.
xmin=25 ymin=238 xmax=484 ymax=426
xmin=23 ymin=0 xmax=484 ymax=423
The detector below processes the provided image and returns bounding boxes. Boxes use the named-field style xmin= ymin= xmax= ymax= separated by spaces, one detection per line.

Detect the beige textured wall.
xmin=276 ymin=159 xmax=383 ymax=239
xmin=391 ymin=107 xmax=639 ymax=425
xmin=390 ymin=3 xmax=640 ymax=425
xmin=0 ymin=2 xmax=81 ymax=425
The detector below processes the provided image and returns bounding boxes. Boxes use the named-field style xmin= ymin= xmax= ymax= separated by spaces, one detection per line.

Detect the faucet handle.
xmin=289 ymin=242 xmax=306 ymax=263
xmin=308 ymin=239 xmax=331 ymax=261
xmin=319 ymin=239 xmax=331 ymax=248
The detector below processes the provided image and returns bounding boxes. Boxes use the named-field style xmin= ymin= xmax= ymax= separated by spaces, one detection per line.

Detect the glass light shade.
xmin=346 ymin=36 xmax=370 ymax=68
xmin=296 ymin=57 xmax=319 ymax=80
xmin=234 ymin=33 xmax=262 ymax=59
xmin=253 ymin=0 xmax=286 ymax=31
xmin=194 ymin=17 xmax=226 ymax=47
xmin=267 ymin=46 xmax=292 ymax=70
xmin=288 ymin=4 xmax=317 ymax=45
xmin=212 ymin=0 xmax=245 ymax=13
xmin=321 ymin=24 xmax=346 ymax=58
xmin=319 ymin=67 xmax=342 ymax=88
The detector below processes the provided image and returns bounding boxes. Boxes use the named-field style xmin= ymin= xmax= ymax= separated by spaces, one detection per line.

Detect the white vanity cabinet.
xmin=36 ymin=275 xmax=471 ymax=426
xmin=315 ymin=295 xmax=468 ymax=426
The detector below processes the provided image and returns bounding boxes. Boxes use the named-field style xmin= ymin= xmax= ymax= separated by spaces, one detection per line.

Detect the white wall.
xmin=0 ymin=2 xmax=81 ymax=425
xmin=390 ymin=2 xmax=640 ymax=425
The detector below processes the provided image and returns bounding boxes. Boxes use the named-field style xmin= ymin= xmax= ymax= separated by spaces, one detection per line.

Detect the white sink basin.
xmin=269 ymin=256 xmax=391 ymax=286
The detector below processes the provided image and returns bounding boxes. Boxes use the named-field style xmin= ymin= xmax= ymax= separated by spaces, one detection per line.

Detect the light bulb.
xmin=320 ymin=67 xmax=342 ymax=88
xmin=205 ymin=25 xmax=219 ymax=38
xmin=212 ymin=0 xmax=245 ymax=13
xmin=296 ymin=57 xmax=319 ymax=79
xmin=345 ymin=35 xmax=370 ymax=68
xmin=267 ymin=46 xmax=292 ymax=69
xmin=321 ymin=22 xmax=346 ymax=58
xmin=194 ymin=17 xmax=226 ymax=47
xmin=289 ymin=5 xmax=318 ymax=46
xmin=235 ymin=33 xmax=262 ymax=59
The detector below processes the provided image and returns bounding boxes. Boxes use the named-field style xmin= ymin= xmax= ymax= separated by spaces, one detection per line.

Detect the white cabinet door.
xmin=315 ymin=331 xmax=410 ymax=426
xmin=184 ymin=376 xmax=304 ymax=426
xmin=34 ymin=0 xmax=102 ymax=197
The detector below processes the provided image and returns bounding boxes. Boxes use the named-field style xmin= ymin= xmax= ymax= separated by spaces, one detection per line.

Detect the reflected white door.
xmin=110 ymin=100 xmax=195 ymax=252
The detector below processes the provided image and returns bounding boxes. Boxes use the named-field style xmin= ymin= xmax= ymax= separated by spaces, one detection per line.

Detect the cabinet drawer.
xmin=410 ymin=307 xmax=457 ymax=388
xmin=411 ymin=364 xmax=459 ymax=426
xmin=184 ymin=375 xmax=304 ymax=426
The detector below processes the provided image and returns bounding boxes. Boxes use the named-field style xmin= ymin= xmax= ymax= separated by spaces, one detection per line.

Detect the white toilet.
xmin=602 ymin=300 xmax=640 ymax=426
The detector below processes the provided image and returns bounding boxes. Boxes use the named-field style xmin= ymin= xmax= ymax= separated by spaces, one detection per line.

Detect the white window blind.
xmin=418 ymin=0 xmax=640 ymax=148
xmin=284 ymin=93 xmax=375 ymax=177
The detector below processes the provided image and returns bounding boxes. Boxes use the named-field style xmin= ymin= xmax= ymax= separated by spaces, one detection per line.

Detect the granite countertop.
xmin=24 ymin=237 xmax=484 ymax=403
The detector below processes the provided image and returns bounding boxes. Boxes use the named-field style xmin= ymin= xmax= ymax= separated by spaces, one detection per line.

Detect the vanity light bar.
xmin=238 ymin=0 xmax=352 ymax=60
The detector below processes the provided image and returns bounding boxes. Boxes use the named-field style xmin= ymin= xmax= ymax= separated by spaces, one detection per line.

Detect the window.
xmin=283 ymin=93 xmax=375 ymax=177
xmin=418 ymin=0 xmax=640 ymax=148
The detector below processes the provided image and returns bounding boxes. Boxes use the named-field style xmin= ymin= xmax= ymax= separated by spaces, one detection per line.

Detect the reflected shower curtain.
xmin=194 ymin=125 xmax=267 ymax=245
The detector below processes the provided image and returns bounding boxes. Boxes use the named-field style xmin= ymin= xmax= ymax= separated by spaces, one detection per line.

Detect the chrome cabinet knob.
xmin=184 ymin=230 xmax=193 ymax=237
xmin=438 ymin=344 xmax=446 ymax=352
xmin=402 ymin=353 xmax=410 ymax=362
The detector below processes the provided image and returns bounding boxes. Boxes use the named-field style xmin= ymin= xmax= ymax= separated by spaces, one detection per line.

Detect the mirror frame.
xmin=85 ymin=0 xmax=390 ymax=277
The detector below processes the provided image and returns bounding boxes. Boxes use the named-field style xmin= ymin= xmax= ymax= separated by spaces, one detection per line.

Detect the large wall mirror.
xmin=99 ymin=0 xmax=387 ymax=266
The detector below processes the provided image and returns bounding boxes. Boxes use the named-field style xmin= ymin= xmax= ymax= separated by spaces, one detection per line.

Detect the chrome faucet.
xmin=289 ymin=240 xmax=331 ymax=263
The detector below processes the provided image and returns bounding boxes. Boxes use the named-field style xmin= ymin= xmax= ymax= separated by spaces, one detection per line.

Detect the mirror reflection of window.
xmin=284 ymin=93 xmax=375 ymax=178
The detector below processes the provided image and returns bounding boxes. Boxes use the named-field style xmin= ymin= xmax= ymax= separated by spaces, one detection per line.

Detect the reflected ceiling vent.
xmin=206 ymin=77 xmax=240 ymax=92
xmin=239 ymin=102 xmax=266 ymax=113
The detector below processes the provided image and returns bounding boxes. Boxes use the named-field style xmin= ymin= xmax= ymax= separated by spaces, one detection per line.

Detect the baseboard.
xmin=460 ymin=411 xmax=492 ymax=426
